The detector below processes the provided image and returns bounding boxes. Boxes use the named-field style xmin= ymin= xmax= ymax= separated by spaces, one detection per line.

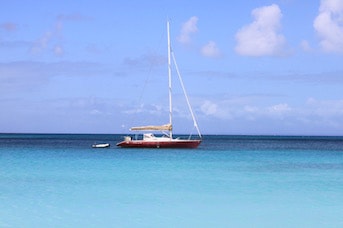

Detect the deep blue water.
xmin=1 ymin=134 xmax=343 ymax=227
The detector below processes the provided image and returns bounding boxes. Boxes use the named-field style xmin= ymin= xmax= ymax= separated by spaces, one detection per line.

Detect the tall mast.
xmin=167 ymin=20 xmax=173 ymax=139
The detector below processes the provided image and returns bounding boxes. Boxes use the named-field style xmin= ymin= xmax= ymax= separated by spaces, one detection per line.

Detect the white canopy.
xmin=130 ymin=123 xmax=172 ymax=131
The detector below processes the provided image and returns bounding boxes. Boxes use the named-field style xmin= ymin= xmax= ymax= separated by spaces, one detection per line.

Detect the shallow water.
xmin=1 ymin=134 xmax=343 ymax=227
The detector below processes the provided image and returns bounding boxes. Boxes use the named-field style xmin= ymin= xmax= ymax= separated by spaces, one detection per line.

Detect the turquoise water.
xmin=1 ymin=134 xmax=343 ymax=227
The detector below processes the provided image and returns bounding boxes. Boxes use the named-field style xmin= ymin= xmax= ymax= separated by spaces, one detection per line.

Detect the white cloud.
xmin=300 ymin=40 xmax=312 ymax=52
xmin=177 ymin=16 xmax=199 ymax=44
xmin=201 ymin=100 xmax=218 ymax=116
xmin=313 ymin=0 xmax=343 ymax=53
xmin=90 ymin=109 xmax=102 ymax=115
xmin=306 ymin=97 xmax=343 ymax=116
xmin=30 ymin=20 xmax=63 ymax=56
xmin=201 ymin=41 xmax=221 ymax=58
xmin=235 ymin=4 xmax=287 ymax=56
xmin=198 ymin=96 xmax=343 ymax=132
xmin=54 ymin=45 xmax=64 ymax=56
xmin=30 ymin=14 xmax=89 ymax=57
xmin=267 ymin=103 xmax=292 ymax=116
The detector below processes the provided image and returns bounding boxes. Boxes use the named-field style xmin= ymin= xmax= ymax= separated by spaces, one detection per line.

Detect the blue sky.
xmin=1 ymin=0 xmax=343 ymax=135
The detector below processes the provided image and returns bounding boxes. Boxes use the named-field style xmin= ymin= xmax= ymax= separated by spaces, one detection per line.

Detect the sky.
xmin=1 ymin=0 xmax=343 ymax=135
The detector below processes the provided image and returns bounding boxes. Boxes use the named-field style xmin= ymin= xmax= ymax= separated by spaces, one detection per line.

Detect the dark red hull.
xmin=116 ymin=139 xmax=201 ymax=148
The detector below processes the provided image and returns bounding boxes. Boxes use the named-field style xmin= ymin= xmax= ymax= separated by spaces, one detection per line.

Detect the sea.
xmin=1 ymin=134 xmax=343 ymax=228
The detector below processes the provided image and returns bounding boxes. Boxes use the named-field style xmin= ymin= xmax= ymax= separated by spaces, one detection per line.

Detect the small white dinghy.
xmin=92 ymin=143 xmax=110 ymax=148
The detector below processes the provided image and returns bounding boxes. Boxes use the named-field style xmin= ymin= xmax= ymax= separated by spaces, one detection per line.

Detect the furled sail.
xmin=130 ymin=124 xmax=172 ymax=131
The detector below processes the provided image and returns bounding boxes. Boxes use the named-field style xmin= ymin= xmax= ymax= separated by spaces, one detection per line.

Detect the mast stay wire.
xmin=132 ymin=30 xmax=166 ymax=127
xmin=171 ymin=50 xmax=202 ymax=139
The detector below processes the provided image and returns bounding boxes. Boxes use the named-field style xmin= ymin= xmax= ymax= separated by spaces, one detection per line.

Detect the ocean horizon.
xmin=1 ymin=133 xmax=343 ymax=227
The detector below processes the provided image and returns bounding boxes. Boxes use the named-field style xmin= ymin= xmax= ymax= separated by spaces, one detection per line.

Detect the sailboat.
xmin=116 ymin=20 xmax=202 ymax=148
